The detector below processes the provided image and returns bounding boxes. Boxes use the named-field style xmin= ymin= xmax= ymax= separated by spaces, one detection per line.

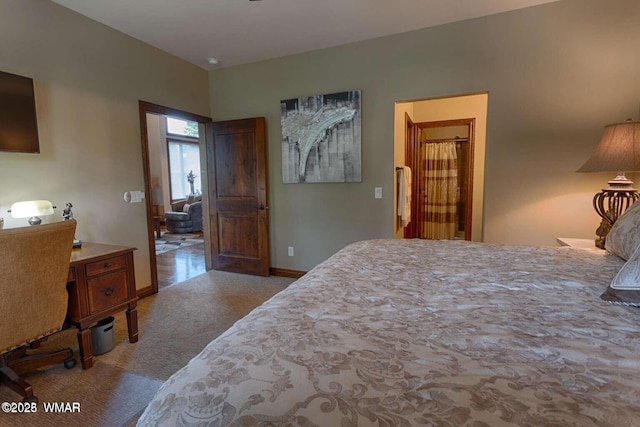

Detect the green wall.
xmin=0 ymin=0 xmax=210 ymax=289
xmin=3 ymin=0 xmax=638 ymax=278
xmin=210 ymin=0 xmax=640 ymax=271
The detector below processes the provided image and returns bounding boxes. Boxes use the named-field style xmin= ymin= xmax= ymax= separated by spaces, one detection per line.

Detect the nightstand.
xmin=556 ymin=237 xmax=599 ymax=249
xmin=67 ymin=242 xmax=139 ymax=369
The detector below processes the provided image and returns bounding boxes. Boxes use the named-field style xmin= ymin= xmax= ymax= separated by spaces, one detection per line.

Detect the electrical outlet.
xmin=288 ymin=246 xmax=294 ymax=257
xmin=375 ymin=187 xmax=382 ymax=199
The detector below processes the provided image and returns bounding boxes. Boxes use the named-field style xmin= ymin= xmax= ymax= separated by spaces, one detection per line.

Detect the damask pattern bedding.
xmin=137 ymin=239 xmax=640 ymax=426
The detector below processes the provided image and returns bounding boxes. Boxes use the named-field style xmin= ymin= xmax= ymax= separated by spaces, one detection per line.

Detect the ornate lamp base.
xmin=592 ymin=176 xmax=639 ymax=248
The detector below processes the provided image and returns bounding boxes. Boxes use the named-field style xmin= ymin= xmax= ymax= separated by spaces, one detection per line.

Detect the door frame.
xmin=138 ymin=100 xmax=212 ymax=297
xmin=404 ymin=113 xmax=419 ymax=238
xmin=408 ymin=117 xmax=476 ymax=241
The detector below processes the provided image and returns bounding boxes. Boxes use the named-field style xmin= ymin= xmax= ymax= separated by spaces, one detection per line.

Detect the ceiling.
xmin=50 ymin=0 xmax=559 ymax=70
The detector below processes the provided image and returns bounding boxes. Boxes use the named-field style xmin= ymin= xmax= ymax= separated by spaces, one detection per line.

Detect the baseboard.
xmin=270 ymin=268 xmax=306 ymax=279
xmin=137 ymin=286 xmax=155 ymax=299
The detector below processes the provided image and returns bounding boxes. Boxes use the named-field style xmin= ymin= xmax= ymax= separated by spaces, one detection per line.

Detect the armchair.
xmin=164 ymin=195 xmax=203 ymax=234
xmin=0 ymin=220 xmax=77 ymax=402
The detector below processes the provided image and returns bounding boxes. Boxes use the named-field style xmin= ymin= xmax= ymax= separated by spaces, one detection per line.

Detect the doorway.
xmin=393 ymin=93 xmax=488 ymax=242
xmin=138 ymin=101 xmax=212 ymax=296
xmin=416 ymin=119 xmax=474 ymax=240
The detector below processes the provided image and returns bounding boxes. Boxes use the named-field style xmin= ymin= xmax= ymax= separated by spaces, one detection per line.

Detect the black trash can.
xmin=91 ymin=316 xmax=115 ymax=355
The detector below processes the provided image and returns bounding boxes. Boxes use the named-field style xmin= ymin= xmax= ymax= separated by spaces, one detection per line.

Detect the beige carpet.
xmin=0 ymin=270 xmax=295 ymax=427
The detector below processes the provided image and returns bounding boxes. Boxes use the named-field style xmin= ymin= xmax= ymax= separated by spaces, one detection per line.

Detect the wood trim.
xmin=270 ymin=268 xmax=306 ymax=279
xmin=465 ymin=119 xmax=475 ymax=241
xmin=139 ymin=101 xmax=212 ymax=124
xmin=416 ymin=118 xmax=473 ymax=130
xmin=404 ymin=113 xmax=419 ymax=238
xmin=136 ymin=285 xmax=155 ymax=300
xmin=138 ymin=100 xmax=212 ymax=295
xmin=414 ymin=118 xmax=476 ymax=241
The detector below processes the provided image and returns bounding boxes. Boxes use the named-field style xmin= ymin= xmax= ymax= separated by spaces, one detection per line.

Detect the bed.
xmin=137 ymin=214 xmax=640 ymax=426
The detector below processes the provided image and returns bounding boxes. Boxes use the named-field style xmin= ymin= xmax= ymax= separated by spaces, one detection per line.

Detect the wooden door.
xmin=205 ymin=117 xmax=270 ymax=276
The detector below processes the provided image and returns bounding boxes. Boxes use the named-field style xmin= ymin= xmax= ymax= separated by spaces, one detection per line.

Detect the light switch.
xmin=132 ymin=191 xmax=145 ymax=202
xmin=375 ymin=187 xmax=382 ymax=199
xmin=124 ymin=190 xmax=146 ymax=203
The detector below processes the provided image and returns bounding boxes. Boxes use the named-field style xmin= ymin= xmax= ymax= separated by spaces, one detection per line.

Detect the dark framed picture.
xmin=281 ymin=90 xmax=361 ymax=183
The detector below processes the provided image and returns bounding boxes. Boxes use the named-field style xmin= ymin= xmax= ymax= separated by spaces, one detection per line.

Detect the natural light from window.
xmin=167 ymin=117 xmax=199 ymax=137
xmin=167 ymin=117 xmax=201 ymax=200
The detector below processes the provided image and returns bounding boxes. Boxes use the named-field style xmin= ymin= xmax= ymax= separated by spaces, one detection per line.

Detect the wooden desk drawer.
xmin=86 ymin=255 xmax=127 ymax=277
xmin=87 ymin=270 xmax=128 ymax=314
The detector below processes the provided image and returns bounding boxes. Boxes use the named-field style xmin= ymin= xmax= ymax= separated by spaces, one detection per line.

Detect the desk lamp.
xmin=577 ymin=119 xmax=640 ymax=248
xmin=9 ymin=200 xmax=55 ymax=225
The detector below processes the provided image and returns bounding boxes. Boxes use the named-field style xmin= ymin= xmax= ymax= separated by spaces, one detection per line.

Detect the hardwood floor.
xmin=156 ymin=235 xmax=206 ymax=290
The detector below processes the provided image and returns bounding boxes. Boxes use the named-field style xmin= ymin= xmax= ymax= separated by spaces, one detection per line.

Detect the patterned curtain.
xmin=420 ymin=142 xmax=458 ymax=239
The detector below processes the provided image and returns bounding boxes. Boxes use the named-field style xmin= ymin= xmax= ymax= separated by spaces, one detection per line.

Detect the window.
xmin=166 ymin=118 xmax=201 ymax=201
xmin=167 ymin=117 xmax=199 ymax=137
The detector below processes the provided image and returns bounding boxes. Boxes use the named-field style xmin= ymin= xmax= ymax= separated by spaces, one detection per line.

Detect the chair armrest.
xmin=170 ymin=200 xmax=187 ymax=211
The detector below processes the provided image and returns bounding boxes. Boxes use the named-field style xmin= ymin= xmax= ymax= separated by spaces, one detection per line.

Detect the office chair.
xmin=0 ymin=220 xmax=77 ymax=403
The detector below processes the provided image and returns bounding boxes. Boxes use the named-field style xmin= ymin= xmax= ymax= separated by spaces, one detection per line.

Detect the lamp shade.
xmin=10 ymin=200 xmax=54 ymax=218
xmin=577 ymin=119 xmax=640 ymax=173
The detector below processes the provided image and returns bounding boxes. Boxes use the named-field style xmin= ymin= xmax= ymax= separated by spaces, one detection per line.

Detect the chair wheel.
xmin=23 ymin=396 xmax=38 ymax=404
xmin=64 ymin=357 xmax=77 ymax=369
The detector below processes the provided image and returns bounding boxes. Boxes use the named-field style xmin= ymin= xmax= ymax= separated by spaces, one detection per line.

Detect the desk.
xmin=67 ymin=242 xmax=139 ymax=369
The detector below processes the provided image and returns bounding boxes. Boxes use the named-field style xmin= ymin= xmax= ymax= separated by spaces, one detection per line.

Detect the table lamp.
xmin=9 ymin=200 xmax=55 ymax=225
xmin=577 ymin=119 xmax=640 ymax=248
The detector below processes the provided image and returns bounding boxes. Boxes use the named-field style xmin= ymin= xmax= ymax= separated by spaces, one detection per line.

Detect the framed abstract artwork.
xmin=281 ymin=90 xmax=361 ymax=183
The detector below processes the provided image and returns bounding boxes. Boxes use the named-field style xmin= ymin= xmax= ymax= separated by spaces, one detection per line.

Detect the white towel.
xmin=397 ymin=166 xmax=412 ymax=227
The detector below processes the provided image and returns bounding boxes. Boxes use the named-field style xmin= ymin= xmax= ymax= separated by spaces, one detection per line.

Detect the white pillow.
xmin=610 ymin=242 xmax=640 ymax=290
xmin=602 ymin=235 xmax=640 ymax=306
xmin=605 ymin=199 xmax=640 ymax=261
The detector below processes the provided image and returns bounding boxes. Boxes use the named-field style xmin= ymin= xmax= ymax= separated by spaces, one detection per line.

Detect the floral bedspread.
xmin=137 ymin=239 xmax=640 ymax=426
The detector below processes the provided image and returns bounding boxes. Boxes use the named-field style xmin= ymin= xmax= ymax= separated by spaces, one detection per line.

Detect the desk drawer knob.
xmin=86 ymin=256 xmax=126 ymax=277
xmin=104 ymin=287 xmax=114 ymax=296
